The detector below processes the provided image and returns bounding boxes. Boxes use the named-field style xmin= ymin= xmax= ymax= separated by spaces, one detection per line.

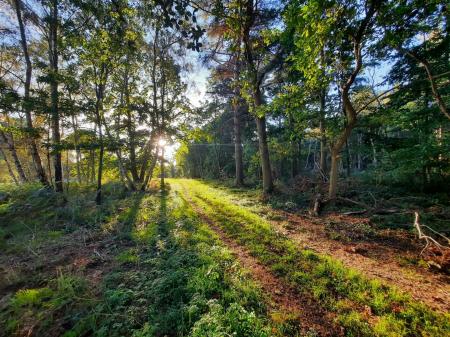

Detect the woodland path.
xmin=174 ymin=179 xmax=450 ymax=313
xmin=177 ymin=182 xmax=343 ymax=336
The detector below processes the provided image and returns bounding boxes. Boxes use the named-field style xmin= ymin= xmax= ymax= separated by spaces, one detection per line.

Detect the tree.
xmin=208 ymin=0 xmax=281 ymax=193
xmin=46 ymin=0 xmax=63 ymax=192
xmin=377 ymin=0 xmax=450 ymax=120
xmin=285 ymin=0 xmax=382 ymax=199
xmin=11 ymin=0 xmax=49 ymax=186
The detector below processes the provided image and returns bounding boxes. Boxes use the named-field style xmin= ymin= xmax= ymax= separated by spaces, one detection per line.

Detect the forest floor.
xmin=0 ymin=179 xmax=449 ymax=337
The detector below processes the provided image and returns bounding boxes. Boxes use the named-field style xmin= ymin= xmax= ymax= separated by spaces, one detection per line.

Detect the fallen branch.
xmin=413 ymin=212 xmax=449 ymax=255
xmin=337 ymin=197 xmax=403 ymax=216
xmin=337 ymin=197 xmax=369 ymax=208
xmin=342 ymin=209 xmax=368 ymax=215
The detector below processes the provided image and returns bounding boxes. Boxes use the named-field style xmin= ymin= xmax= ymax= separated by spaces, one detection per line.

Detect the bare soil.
xmin=268 ymin=209 xmax=450 ymax=313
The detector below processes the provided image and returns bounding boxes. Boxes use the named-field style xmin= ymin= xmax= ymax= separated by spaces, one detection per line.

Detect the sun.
xmin=157 ymin=138 xmax=167 ymax=147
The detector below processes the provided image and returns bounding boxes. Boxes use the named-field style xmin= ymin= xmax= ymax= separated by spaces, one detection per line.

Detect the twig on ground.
xmin=413 ymin=212 xmax=449 ymax=255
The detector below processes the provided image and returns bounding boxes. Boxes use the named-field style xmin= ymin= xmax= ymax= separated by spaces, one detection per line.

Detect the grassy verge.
xmin=1 ymin=183 xmax=301 ymax=336
xmin=0 ymin=182 xmax=131 ymax=254
xmin=174 ymin=179 xmax=450 ymax=337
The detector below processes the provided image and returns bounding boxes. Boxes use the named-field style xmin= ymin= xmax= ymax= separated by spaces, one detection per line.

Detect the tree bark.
xmin=160 ymin=144 xmax=165 ymax=190
xmin=328 ymin=150 xmax=340 ymax=200
xmin=138 ymin=133 xmax=156 ymax=184
xmin=95 ymin=85 xmax=105 ymax=205
xmin=49 ymin=0 xmax=63 ymax=192
xmin=327 ymin=40 xmax=362 ymax=198
xmin=141 ymin=155 xmax=158 ymax=191
xmin=255 ymin=115 xmax=273 ymax=193
xmin=232 ymin=50 xmax=245 ymax=186
xmin=319 ymin=89 xmax=327 ymax=174
xmin=326 ymin=0 xmax=380 ymax=199
xmin=345 ymin=139 xmax=351 ymax=177
xmin=90 ymin=148 xmax=95 ymax=184
xmin=233 ymin=100 xmax=244 ymax=186
xmin=46 ymin=124 xmax=53 ymax=186
xmin=71 ymin=114 xmax=81 ymax=184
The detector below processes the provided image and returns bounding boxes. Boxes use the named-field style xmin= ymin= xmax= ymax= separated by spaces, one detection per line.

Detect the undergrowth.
xmin=0 ymin=182 xmax=130 ymax=253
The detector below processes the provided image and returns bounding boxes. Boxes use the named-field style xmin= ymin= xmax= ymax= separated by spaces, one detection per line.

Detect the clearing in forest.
xmin=0 ymin=180 xmax=449 ymax=337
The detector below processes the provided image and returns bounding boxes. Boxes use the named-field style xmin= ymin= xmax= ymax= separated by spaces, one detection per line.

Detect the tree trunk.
xmin=95 ymin=87 xmax=104 ymax=205
xmin=14 ymin=0 xmax=48 ymax=186
xmin=305 ymin=140 xmax=312 ymax=170
xmin=242 ymin=2 xmax=273 ymax=193
xmin=90 ymin=149 xmax=95 ymax=184
xmin=255 ymin=116 xmax=273 ymax=193
xmin=0 ymin=130 xmax=27 ymax=183
xmin=102 ymin=113 xmax=136 ymax=191
xmin=46 ymin=124 xmax=53 ymax=186
xmin=233 ymin=103 xmax=244 ymax=186
xmin=327 ymin=97 xmax=357 ymax=199
xmin=233 ymin=51 xmax=245 ymax=186
xmin=345 ymin=139 xmax=351 ymax=177
xmin=124 ymin=63 xmax=139 ymax=183
xmin=141 ymin=155 xmax=158 ymax=191
xmin=328 ymin=150 xmax=340 ymax=200
xmin=160 ymin=145 xmax=165 ymax=190
xmin=138 ymin=133 xmax=156 ymax=183
xmin=96 ymin=140 xmax=104 ymax=204
xmin=319 ymin=89 xmax=327 ymax=174
xmin=65 ymin=146 xmax=70 ymax=191
xmin=71 ymin=114 xmax=82 ymax=184
xmin=291 ymin=142 xmax=299 ymax=178
xmin=0 ymin=147 xmax=18 ymax=184
xmin=370 ymin=138 xmax=377 ymax=167
xmin=49 ymin=0 xmax=63 ymax=192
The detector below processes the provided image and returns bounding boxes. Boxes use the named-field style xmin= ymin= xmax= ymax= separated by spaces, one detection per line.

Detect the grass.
xmin=4 ymin=271 xmax=91 ymax=336
xmin=62 ymin=189 xmax=300 ymax=336
xmin=174 ymin=179 xmax=450 ymax=337
xmin=0 ymin=182 xmax=304 ymax=336
xmin=2 ymin=179 xmax=449 ymax=336
xmin=0 ymin=181 xmax=131 ymax=253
